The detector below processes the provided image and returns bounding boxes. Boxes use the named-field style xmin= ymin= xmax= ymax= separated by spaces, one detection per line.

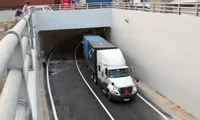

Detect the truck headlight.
xmin=110 ymin=86 xmax=120 ymax=95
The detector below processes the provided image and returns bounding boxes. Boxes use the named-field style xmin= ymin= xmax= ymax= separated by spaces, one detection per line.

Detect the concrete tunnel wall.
xmin=31 ymin=8 xmax=200 ymax=119
xmin=32 ymin=9 xmax=111 ymax=31
xmin=111 ymin=9 xmax=200 ymax=119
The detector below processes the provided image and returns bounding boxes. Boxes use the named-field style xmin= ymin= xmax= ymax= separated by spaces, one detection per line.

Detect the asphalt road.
xmin=47 ymin=39 xmax=167 ymax=120
xmin=78 ymin=60 xmax=165 ymax=120
xmin=49 ymin=59 xmax=166 ymax=120
xmin=49 ymin=61 xmax=110 ymax=120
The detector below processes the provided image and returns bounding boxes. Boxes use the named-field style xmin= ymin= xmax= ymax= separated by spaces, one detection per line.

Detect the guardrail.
xmin=30 ymin=2 xmax=200 ymax=16
xmin=0 ymin=13 xmax=34 ymax=120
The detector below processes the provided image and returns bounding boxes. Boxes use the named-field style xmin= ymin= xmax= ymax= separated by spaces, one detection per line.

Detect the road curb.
xmin=135 ymin=81 xmax=183 ymax=120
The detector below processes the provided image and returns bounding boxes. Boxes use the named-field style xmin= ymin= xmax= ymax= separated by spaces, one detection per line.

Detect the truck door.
xmin=104 ymin=68 xmax=109 ymax=85
xmin=98 ymin=64 xmax=110 ymax=84
xmin=97 ymin=64 xmax=103 ymax=81
xmin=97 ymin=64 xmax=107 ymax=82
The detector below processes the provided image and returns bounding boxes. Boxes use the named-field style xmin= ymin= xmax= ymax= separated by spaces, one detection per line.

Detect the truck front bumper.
xmin=110 ymin=92 xmax=137 ymax=101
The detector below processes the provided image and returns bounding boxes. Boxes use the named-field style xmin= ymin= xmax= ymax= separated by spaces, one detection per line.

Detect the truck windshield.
xmin=109 ymin=68 xmax=129 ymax=78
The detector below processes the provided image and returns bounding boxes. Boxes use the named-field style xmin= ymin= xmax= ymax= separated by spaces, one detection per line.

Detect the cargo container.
xmin=83 ymin=35 xmax=137 ymax=102
xmin=83 ymin=35 xmax=105 ymax=58
xmin=0 ymin=0 xmax=55 ymax=8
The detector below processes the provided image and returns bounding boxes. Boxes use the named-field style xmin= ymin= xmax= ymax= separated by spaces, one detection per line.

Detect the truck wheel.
xmin=91 ymin=73 xmax=94 ymax=80
xmin=101 ymin=84 xmax=107 ymax=94
xmin=93 ymin=75 xmax=97 ymax=84
xmin=107 ymin=91 xmax=111 ymax=100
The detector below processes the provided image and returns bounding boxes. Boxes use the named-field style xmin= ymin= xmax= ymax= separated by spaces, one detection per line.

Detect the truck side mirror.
xmin=128 ymin=66 xmax=133 ymax=75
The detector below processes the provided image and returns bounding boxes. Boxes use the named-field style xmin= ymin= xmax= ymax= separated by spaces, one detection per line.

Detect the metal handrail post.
xmin=163 ymin=3 xmax=166 ymax=13
xmin=195 ymin=3 xmax=198 ymax=16
xmin=59 ymin=4 xmax=61 ymax=10
xmin=177 ymin=3 xmax=180 ymax=15
xmin=135 ymin=3 xmax=137 ymax=10
xmin=112 ymin=2 xmax=115 ymax=8
xmin=0 ymin=68 xmax=23 ymax=120
xmin=72 ymin=3 xmax=74 ymax=10
xmin=152 ymin=3 xmax=154 ymax=12
xmin=143 ymin=2 xmax=145 ymax=11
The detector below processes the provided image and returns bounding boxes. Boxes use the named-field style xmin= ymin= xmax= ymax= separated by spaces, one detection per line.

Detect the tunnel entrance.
xmin=39 ymin=27 xmax=111 ymax=60
xmin=42 ymin=27 xmax=112 ymax=119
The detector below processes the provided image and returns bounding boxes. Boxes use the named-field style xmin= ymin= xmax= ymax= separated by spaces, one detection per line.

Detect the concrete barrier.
xmin=111 ymin=9 xmax=200 ymax=119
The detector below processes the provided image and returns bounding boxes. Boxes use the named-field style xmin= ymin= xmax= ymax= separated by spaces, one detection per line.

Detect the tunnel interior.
xmin=39 ymin=27 xmax=171 ymax=120
xmin=39 ymin=27 xmax=111 ymax=60
xmin=40 ymin=27 xmax=111 ymax=119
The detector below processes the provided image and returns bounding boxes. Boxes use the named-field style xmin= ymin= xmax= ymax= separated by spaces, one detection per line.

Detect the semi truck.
xmin=83 ymin=35 xmax=137 ymax=101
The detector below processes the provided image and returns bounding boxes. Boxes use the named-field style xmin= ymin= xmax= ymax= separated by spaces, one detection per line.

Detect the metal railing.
xmin=30 ymin=2 xmax=200 ymax=16
xmin=0 ymin=13 xmax=34 ymax=120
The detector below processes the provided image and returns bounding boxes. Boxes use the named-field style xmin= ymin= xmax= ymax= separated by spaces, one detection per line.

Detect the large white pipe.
xmin=0 ymin=69 xmax=23 ymax=120
xmin=15 ymin=100 xmax=27 ymax=120
xmin=0 ymin=34 xmax=19 ymax=77
xmin=0 ymin=15 xmax=30 ymax=80
xmin=14 ymin=55 xmax=31 ymax=120
xmin=12 ymin=15 xmax=30 ymax=34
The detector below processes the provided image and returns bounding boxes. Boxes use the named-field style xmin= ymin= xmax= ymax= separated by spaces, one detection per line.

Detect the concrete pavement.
xmin=0 ymin=10 xmax=15 ymax=22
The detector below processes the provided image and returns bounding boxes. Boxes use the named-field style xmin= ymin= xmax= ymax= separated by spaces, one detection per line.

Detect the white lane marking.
xmin=46 ymin=35 xmax=83 ymax=120
xmin=74 ymin=42 xmax=115 ymax=120
xmin=137 ymin=94 xmax=169 ymax=120
xmin=46 ymin=41 xmax=65 ymax=120
xmin=46 ymin=60 xmax=59 ymax=120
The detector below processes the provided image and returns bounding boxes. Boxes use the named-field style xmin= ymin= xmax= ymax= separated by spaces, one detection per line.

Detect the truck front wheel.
xmin=91 ymin=73 xmax=97 ymax=84
xmin=93 ymin=75 xmax=97 ymax=84
xmin=107 ymin=90 xmax=111 ymax=100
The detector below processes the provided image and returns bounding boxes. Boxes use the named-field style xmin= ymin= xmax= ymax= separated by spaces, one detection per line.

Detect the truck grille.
xmin=119 ymin=86 xmax=133 ymax=95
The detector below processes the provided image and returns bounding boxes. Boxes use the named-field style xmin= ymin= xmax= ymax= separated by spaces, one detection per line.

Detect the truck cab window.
xmin=109 ymin=68 xmax=129 ymax=78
